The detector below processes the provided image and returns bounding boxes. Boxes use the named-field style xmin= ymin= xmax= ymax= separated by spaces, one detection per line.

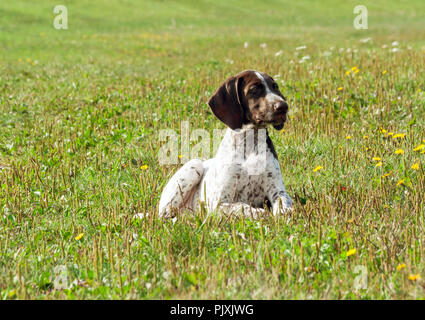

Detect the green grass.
xmin=1 ymin=0 xmax=425 ymax=299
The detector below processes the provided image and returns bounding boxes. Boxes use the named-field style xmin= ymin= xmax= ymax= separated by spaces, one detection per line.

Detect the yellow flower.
xmin=346 ymin=135 xmax=351 ymax=140
xmin=375 ymin=162 xmax=383 ymax=167
xmin=75 ymin=233 xmax=84 ymax=241
xmin=392 ymin=133 xmax=406 ymax=139
xmin=388 ymin=132 xmax=394 ymax=136
xmin=382 ymin=70 xmax=387 ymax=75
xmin=178 ymin=155 xmax=182 ymax=159
xmin=382 ymin=172 xmax=392 ymax=178
xmin=413 ymin=144 xmax=425 ymax=152
xmin=396 ymin=263 xmax=406 ymax=271
xmin=396 ymin=179 xmax=405 ymax=186
xmin=338 ymin=87 xmax=343 ymax=91
xmin=346 ymin=248 xmax=356 ymax=257
xmin=348 ymin=219 xmax=354 ymax=223
xmin=411 ymin=163 xmax=419 ymax=170
xmin=351 ymin=67 xmax=359 ymax=74
xmin=372 ymin=157 xmax=381 ymax=161
xmin=381 ymin=128 xmax=387 ymax=134
xmin=394 ymin=149 xmax=404 ymax=155
xmin=313 ymin=166 xmax=323 ymax=172
xmin=363 ymin=135 xmax=369 ymax=139
xmin=345 ymin=70 xmax=351 ymax=76
xmin=140 ymin=164 xmax=148 ymax=170
xmin=408 ymin=274 xmax=420 ymax=281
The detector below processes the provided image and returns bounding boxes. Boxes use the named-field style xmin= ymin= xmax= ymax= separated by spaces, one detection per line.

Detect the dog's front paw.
xmin=272 ymin=196 xmax=293 ymax=215
xmin=273 ymin=206 xmax=293 ymax=216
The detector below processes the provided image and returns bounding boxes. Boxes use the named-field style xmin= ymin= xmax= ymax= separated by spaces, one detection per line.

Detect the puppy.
xmin=159 ymin=70 xmax=293 ymax=218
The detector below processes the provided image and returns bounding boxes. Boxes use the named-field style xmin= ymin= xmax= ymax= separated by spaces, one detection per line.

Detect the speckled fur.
xmin=158 ymin=125 xmax=292 ymax=218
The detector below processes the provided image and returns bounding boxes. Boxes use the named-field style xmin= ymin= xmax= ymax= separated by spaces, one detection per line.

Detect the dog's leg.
xmin=159 ymin=159 xmax=204 ymax=218
xmin=218 ymin=203 xmax=265 ymax=219
xmin=270 ymin=190 xmax=293 ymax=215
xmin=266 ymin=175 xmax=293 ymax=215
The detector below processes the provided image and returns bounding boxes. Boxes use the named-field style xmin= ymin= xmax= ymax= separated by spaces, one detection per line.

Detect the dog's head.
xmin=208 ymin=70 xmax=288 ymax=131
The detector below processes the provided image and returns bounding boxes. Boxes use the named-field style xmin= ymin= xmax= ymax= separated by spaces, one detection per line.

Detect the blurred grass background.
xmin=1 ymin=0 xmax=425 ymax=70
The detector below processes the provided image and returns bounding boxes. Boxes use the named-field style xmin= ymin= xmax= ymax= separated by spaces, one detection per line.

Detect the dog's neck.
xmin=216 ymin=126 xmax=278 ymax=160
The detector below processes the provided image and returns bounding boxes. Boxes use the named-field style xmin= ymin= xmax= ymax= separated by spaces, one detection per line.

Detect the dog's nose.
xmin=274 ymin=101 xmax=288 ymax=113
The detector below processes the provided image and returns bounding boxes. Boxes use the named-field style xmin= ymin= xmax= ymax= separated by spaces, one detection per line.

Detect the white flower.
xmin=259 ymin=43 xmax=267 ymax=49
xmin=237 ymin=232 xmax=247 ymax=241
xmin=299 ymin=55 xmax=310 ymax=63
xmin=275 ymin=50 xmax=283 ymax=57
xmin=133 ymin=212 xmax=149 ymax=219
xmin=392 ymin=41 xmax=399 ymax=46
xmin=296 ymin=45 xmax=306 ymax=50
xmin=244 ymin=42 xmax=248 ymax=48
xmin=360 ymin=37 xmax=372 ymax=43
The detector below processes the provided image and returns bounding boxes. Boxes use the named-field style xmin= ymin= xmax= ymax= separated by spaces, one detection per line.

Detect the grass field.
xmin=1 ymin=0 xmax=425 ymax=299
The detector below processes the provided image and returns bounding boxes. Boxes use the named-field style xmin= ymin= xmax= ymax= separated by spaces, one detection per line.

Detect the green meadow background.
xmin=0 ymin=0 xmax=424 ymax=299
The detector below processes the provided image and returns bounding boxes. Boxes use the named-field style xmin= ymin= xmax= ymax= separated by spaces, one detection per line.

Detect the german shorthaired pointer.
xmin=159 ymin=70 xmax=293 ymax=218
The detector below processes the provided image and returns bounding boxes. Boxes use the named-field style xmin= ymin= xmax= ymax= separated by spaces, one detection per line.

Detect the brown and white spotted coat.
xmin=159 ymin=70 xmax=293 ymax=218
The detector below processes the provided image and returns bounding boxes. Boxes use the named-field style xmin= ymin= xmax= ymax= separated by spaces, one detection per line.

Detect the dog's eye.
xmin=249 ymin=84 xmax=263 ymax=94
xmin=272 ymin=82 xmax=279 ymax=90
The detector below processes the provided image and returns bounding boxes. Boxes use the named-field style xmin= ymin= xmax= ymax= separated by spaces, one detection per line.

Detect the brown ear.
xmin=208 ymin=76 xmax=244 ymax=130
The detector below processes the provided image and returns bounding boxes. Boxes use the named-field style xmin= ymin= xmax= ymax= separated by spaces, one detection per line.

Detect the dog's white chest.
xmin=197 ymin=128 xmax=279 ymax=208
